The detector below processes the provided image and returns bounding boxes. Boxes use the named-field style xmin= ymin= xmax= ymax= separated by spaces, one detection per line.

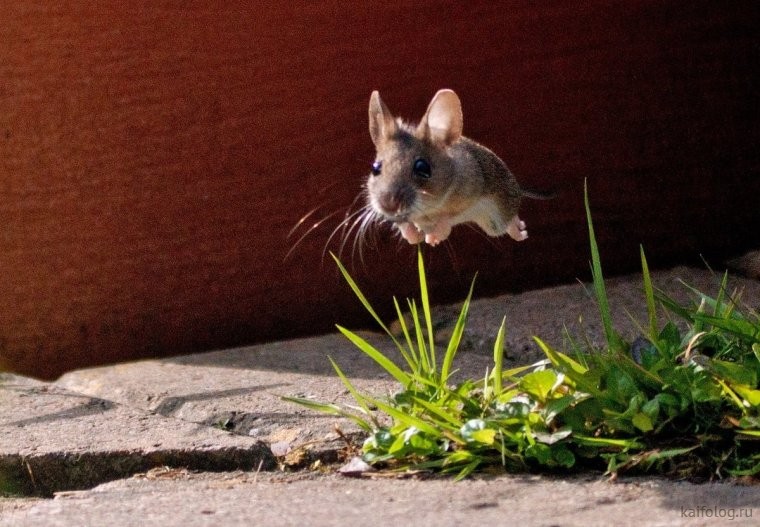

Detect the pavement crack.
xmin=1 ymin=445 xmax=277 ymax=498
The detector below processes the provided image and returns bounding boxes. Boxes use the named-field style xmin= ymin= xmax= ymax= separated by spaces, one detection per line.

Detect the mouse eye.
xmin=412 ymin=158 xmax=431 ymax=179
xmin=371 ymin=161 xmax=382 ymax=176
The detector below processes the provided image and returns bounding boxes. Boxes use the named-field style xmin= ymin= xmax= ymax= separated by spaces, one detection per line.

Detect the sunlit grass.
xmin=287 ymin=185 xmax=760 ymax=479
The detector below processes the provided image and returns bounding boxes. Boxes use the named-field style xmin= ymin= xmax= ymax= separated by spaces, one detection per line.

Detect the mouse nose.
xmin=374 ymin=185 xmax=415 ymax=216
xmin=378 ymin=192 xmax=402 ymax=214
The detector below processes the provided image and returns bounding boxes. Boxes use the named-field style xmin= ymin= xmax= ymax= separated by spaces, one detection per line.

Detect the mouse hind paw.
xmin=506 ymin=216 xmax=528 ymax=241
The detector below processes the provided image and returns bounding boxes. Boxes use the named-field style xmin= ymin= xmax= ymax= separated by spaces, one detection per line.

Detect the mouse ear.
xmin=369 ymin=91 xmax=397 ymax=147
xmin=418 ymin=89 xmax=463 ymax=146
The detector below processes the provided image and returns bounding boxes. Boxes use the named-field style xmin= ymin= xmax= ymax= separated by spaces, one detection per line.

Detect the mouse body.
xmin=367 ymin=89 xmax=545 ymax=246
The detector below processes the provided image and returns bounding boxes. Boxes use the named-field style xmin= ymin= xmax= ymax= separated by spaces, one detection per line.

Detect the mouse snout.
xmin=374 ymin=184 xmax=416 ymax=217
xmin=377 ymin=192 xmax=402 ymax=213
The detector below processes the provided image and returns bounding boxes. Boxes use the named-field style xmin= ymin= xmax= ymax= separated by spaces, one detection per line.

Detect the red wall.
xmin=2 ymin=2 xmax=758 ymax=378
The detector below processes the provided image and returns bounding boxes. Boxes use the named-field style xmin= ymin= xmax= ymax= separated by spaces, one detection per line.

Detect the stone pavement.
xmin=2 ymin=268 xmax=759 ymax=526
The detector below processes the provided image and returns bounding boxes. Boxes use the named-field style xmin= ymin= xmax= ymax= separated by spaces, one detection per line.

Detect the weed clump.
xmin=287 ymin=185 xmax=760 ymax=480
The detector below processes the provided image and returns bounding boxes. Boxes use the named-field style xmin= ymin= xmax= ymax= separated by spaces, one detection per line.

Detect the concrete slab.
xmin=2 ymin=267 xmax=759 ymax=524
xmin=55 ymin=266 xmax=760 ymax=451
xmin=3 ymin=471 xmax=760 ymax=527
xmin=0 ymin=375 xmax=275 ymax=496
xmin=55 ymin=334 xmax=418 ymax=454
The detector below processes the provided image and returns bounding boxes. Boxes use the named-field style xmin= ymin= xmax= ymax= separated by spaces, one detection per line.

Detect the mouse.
xmin=367 ymin=89 xmax=551 ymax=246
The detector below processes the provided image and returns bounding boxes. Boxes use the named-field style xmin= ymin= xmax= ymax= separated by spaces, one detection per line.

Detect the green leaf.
xmin=657 ymin=321 xmax=681 ymax=346
xmin=552 ymin=446 xmax=576 ymax=468
xmin=544 ymin=394 xmax=585 ymax=425
xmin=654 ymin=392 xmax=682 ymax=413
xmin=731 ymin=384 xmax=760 ymax=407
xmin=713 ymin=271 xmax=729 ymax=318
xmin=534 ymin=337 xmax=606 ymax=400
xmin=443 ymin=450 xmax=476 ymax=466
xmin=640 ymin=398 xmax=660 ymax=421
xmin=738 ymin=415 xmax=760 ymax=428
xmin=525 ymin=443 xmax=552 ymax=464
xmin=460 ymin=419 xmax=492 ymax=444
xmin=519 ymin=369 xmax=558 ymax=403
xmin=407 ymin=431 xmax=438 ymax=453
xmin=637 ymin=446 xmax=700 ymax=468
xmin=470 ymin=428 xmax=497 ymax=445
xmin=534 ymin=427 xmax=572 ymax=445
xmin=710 ymin=359 xmax=757 ymax=386
xmin=388 ymin=430 xmax=410 ymax=456
xmin=364 ymin=429 xmax=394 ymax=451
xmin=606 ymin=365 xmax=639 ymax=401
xmin=632 ymin=412 xmax=654 ymax=432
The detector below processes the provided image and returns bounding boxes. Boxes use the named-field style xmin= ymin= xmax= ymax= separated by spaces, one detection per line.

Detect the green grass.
xmin=286 ymin=186 xmax=760 ymax=480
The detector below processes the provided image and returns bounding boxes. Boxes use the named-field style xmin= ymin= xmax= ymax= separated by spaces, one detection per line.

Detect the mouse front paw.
xmin=423 ymin=221 xmax=452 ymax=247
xmin=397 ymin=222 xmax=425 ymax=244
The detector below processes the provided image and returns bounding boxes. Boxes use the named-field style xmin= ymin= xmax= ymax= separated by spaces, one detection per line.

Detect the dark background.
xmin=2 ymin=1 xmax=758 ymax=378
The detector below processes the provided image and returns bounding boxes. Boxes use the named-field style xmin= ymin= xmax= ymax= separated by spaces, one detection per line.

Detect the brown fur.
xmin=367 ymin=90 xmax=531 ymax=245
xmin=728 ymin=251 xmax=760 ymax=279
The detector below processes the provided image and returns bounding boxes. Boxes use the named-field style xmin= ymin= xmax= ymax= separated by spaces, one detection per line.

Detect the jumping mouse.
xmin=367 ymin=89 xmax=548 ymax=246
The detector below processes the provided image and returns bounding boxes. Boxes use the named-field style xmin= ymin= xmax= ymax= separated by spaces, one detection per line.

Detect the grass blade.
xmin=409 ymin=396 xmax=462 ymax=430
xmin=584 ymin=180 xmax=621 ymax=351
xmin=572 ymin=435 xmax=645 ymax=450
xmin=694 ymin=314 xmax=760 ymax=343
xmin=329 ymin=357 xmax=375 ymax=423
xmin=408 ymin=299 xmax=432 ymax=374
xmin=366 ymin=396 xmax=441 ymax=436
xmin=418 ymin=248 xmax=437 ymax=370
xmin=492 ymin=317 xmax=507 ymax=397
xmin=336 ymin=325 xmax=411 ymax=387
xmin=533 ymin=337 xmax=603 ymax=398
xmin=331 ymin=253 xmax=406 ymax=353
xmin=640 ymin=246 xmax=658 ymax=340
xmin=282 ymin=396 xmax=373 ymax=432
xmin=393 ymin=296 xmax=420 ymax=372
xmin=713 ymin=271 xmax=728 ymax=318
xmin=441 ymin=276 xmax=476 ymax=383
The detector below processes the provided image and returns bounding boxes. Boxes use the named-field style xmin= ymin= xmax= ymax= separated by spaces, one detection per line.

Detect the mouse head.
xmin=366 ymin=89 xmax=463 ymax=224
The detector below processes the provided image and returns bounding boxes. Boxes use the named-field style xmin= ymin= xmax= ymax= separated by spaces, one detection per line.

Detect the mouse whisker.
xmin=287 ymin=205 xmax=323 ymax=239
xmin=285 ymin=207 xmax=346 ymax=262
xmin=338 ymin=204 xmax=374 ymax=263
xmin=324 ymin=205 xmax=367 ymax=261
xmin=351 ymin=206 xmax=382 ymax=266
